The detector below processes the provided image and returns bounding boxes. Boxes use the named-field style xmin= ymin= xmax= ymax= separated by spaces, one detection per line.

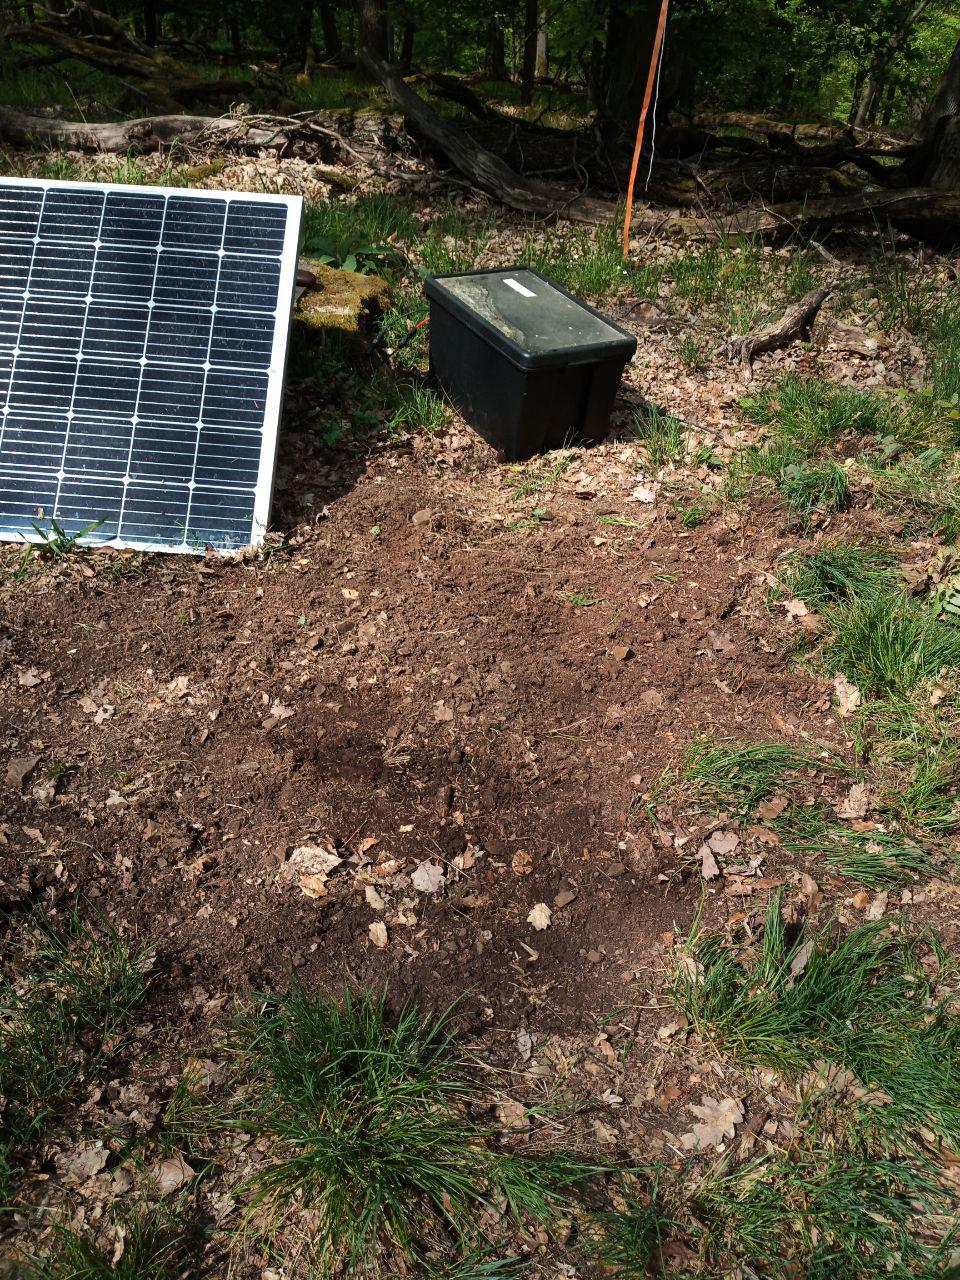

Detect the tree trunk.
xmin=398 ymin=22 xmax=415 ymax=74
xmin=853 ymin=0 xmax=934 ymax=128
xmin=486 ymin=20 xmax=508 ymax=81
xmin=919 ymin=35 xmax=960 ymax=188
xmin=318 ymin=0 xmax=340 ymax=57
xmin=600 ymin=0 xmax=661 ymax=148
xmin=357 ymin=0 xmax=387 ymax=62
xmin=296 ymin=0 xmax=314 ymax=70
xmin=535 ymin=27 xmax=547 ymax=79
xmin=521 ymin=0 xmax=538 ymax=105
xmin=226 ymin=11 xmax=241 ymax=57
xmin=143 ymin=0 xmax=159 ymax=48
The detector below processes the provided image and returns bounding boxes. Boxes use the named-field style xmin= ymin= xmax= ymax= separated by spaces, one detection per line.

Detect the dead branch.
xmin=359 ymin=50 xmax=614 ymax=224
xmin=725 ymin=287 xmax=831 ymax=381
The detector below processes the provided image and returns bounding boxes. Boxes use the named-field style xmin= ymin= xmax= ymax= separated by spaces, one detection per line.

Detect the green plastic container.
xmin=424 ymin=267 xmax=637 ymax=459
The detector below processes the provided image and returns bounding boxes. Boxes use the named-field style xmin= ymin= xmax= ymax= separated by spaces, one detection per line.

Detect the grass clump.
xmin=772 ymin=807 xmax=932 ymax=887
xmin=0 ymin=912 xmax=150 ymax=1165
xmin=673 ymin=893 xmax=960 ymax=1150
xmin=778 ymin=543 xmax=897 ymax=611
xmin=669 ymin=738 xmax=822 ymax=814
xmin=22 ymin=1204 xmax=198 ymax=1280
xmin=872 ymin=447 xmax=960 ymax=542
xmin=633 ymin=405 xmax=686 ymax=472
xmin=232 ymin=986 xmax=593 ymax=1274
xmin=823 ymin=588 xmax=960 ymax=698
xmin=388 ymin=382 xmax=447 ymax=436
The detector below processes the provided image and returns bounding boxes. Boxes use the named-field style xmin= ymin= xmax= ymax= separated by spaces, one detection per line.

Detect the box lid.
xmin=424 ymin=267 xmax=637 ymax=371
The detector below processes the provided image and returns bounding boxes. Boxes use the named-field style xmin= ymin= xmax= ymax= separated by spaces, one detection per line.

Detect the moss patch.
xmin=295 ymin=260 xmax=391 ymax=336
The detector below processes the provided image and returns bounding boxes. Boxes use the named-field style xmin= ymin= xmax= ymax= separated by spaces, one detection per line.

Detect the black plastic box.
xmin=424 ymin=267 xmax=637 ymax=460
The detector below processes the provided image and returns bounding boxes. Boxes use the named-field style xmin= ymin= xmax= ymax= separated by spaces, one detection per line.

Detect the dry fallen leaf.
xmin=833 ymin=673 xmax=862 ymax=717
xmin=699 ymin=845 xmax=721 ymax=880
xmin=784 ymin=598 xmax=808 ymax=618
xmin=364 ymin=885 xmax=386 ymax=910
xmin=516 ymin=1027 xmax=532 ymax=1062
xmin=153 ymin=1154 xmax=195 ymax=1196
xmin=287 ymin=845 xmax=342 ymax=898
xmin=680 ymin=1095 xmax=745 ymax=1150
xmin=836 ymin=782 xmax=870 ymax=820
xmin=411 ymin=860 xmax=445 ymax=894
xmin=708 ymin=829 xmax=740 ymax=856
xmin=56 ymin=1141 xmax=109 ymax=1185
xmin=867 ymin=890 xmax=889 ymax=921
xmin=757 ymin=794 xmax=789 ymax=820
xmin=527 ymin=902 xmax=552 ymax=930
xmin=368 ymin=920 xmax=388 ymax=948
xmin=512 ymin=849 xmax=533 ymax=876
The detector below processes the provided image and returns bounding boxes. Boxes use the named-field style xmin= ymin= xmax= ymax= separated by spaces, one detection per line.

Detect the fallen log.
xmin=0 ymin=107 xmax=281 ymax=151
xmin=725 ymin=287 xmax=831 ymax=381
xmin=359 ymin=50 xmax=613 ymax=223
xmin=734 ymin=187 xmax=960 ymax=241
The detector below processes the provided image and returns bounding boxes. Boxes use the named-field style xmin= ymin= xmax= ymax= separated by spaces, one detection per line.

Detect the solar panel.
xmin=0 ymin=178 xmax=303 ymax=554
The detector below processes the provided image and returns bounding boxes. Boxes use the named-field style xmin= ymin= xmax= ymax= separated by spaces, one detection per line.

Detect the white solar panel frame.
xmin=0 ymin=177 xmax=303 ymax=554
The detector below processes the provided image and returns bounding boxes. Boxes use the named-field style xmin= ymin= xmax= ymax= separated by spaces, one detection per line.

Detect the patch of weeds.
xmin=744 ymin=374 xmax=890 ymax=449
xmin=14 ymin=517 xmax=105 ymax=582
xmin=689 ymin=1145 xmax=953 ymax=1280
xmin=388 ymin=382 xmax=447 ymax=437
xmin=670 ymin=234 xmax=767 ymax=323
xmin=504 ymin=451 xmax=571 ymax=499
xmin=588 ymin=1169 xmax=678 ymax=1277
xmin=777 ymin=543 xmax=897 ymax=611
xmin=740 ymin=437 xmax=850 ymax=527
xmin=597 ymin=513 xmax=641 ymax=529
xmin=231 ymin=987 xmax=597 ymax=1274
xmin=673 ymin=892 xmax=960 ymax=1151
xmin=824 ymin=588 xmax=960 ymax=698
xmin=783 ymin=249 xmax=822 ymax=300
xmin=633 ymin=405 xmax=686 ymax=472
xmin=520 ymin=222 xmax=657 ymax=302
xmin=668 ymin=738 xmax=823 ymax=814
xmin=149 ymin=1059 xmax=224 ymax=1159
xmin=563 ymin=591 xmax=596 ymax=607
xmin=678 ymin=333 xmax=705 ymax=369
xmin=673 ymin=492 xmax=717 ymax=528
xmin=869 ymin=241 xmax=942 ymax=335
xmin=419 ymin=207 xmax=492 ymax=276
xmin=853 ymin=696 xmax=960 ymax=836
xmin=302 ymin=195 xmax=419 ymax=260
xmin=0 ymin=913 xmax=150 ymax=1166
xmin=23 ymin=1203 xmax=199 ymax=1280
xmin=872 ymin=447 xmax=960 ymax=542
xmin=929 ymin=299 xmax=960 ymax=407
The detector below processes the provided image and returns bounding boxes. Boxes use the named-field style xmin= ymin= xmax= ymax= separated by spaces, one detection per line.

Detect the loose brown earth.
xmin=2 ymin=412 xmax=840 ymax=1041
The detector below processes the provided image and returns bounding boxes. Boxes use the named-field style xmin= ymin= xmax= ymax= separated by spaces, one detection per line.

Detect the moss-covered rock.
xmin=295 ymin=260 xmax=392 ymax=337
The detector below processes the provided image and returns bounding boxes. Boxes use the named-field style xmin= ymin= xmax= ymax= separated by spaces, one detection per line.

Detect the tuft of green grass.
xmin=23 ymin=1204 xmax=197 ymax=1280
xmin=670 ymin=738 xmax=822 ymax=814
xmin=745 ymin=375 xmax=890 ymax=448
xmin=504 ymin=451 xmax=571 ymax=499
xmin=14 ymin=517 xmax=105 ymax=581
xmin=739 ymin=435 xmax=850 ymax=526
xmin=673 ymin=893 xmax=960 ymax=1151
xmin=872 ymin=447 xmax=960 ymax=542
xmin=231 ymin=987 xmax=595 ymax=1272
xmin=771 ymin=806 xmax=932 ymax=887
xmin=0 ymin=913 xmax=150 ymax=1162
xmin=778 ymin=543 xmax=897 ymax=611
xmin=824 ymin=589 xmax=960 ymax=698
xmin=633 ymin=405 xmax=686 ymax=472
xmin=388 ymin=382 xmax=447 ymax=436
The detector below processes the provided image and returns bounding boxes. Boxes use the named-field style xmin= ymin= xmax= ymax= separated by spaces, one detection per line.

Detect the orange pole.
xmin=621 ymin=0 xmax=671 ymax=260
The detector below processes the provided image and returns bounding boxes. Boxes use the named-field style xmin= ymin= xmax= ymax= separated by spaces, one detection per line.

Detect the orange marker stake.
xmin=621 ymin=0 xmax=671 ymax=260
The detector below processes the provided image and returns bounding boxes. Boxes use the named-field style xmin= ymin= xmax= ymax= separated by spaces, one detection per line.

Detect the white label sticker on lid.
xmin=503 ymin=276 xmax=536 ymax=298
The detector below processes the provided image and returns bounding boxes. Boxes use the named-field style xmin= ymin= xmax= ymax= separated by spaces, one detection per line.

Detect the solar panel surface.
xmin=0 ymin=178 xmax=302 ymax=553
